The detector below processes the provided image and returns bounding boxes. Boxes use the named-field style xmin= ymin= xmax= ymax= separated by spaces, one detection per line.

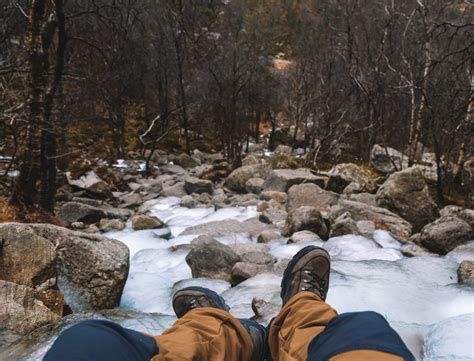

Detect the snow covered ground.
xmin=105 ymin=197 xmax=474 ymax=360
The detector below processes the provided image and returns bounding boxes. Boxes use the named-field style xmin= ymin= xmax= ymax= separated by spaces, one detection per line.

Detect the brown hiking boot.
xmin=280 ymin=245 xmax=331 ymax=305
xmin=172 ymin=286 xmax=230 ymax=318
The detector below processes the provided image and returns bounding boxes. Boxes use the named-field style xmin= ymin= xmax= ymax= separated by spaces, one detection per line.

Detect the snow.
xmin=104 ymin=196 xmax=474 ymax=360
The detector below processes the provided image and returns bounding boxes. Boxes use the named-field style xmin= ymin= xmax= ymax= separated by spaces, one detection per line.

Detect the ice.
xmin=422 ymin=313 xmax=474 ymax=360
xmin=323 ymin=235 xmax=403 ymax=261
xmin=113 ymin=159 xmax=128 ymax=168
xmin=446 ymin=241 xmax=474 ymax=263
xmin=269 ymin=239 xmax=324 ymax=260
xmin=222 ymin=273 xmax=282 ymax=319
xmin=373 ymin=230 xmax=403 ymax=250
xmin=328 ymin=257 xmax=473 ymax=325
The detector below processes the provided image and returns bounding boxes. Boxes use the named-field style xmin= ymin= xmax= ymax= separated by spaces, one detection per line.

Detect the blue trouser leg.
xmin=43 ymin=320 xmax=158 ymax=361
xmin=307 ymin=311 xmax=415 ymax=361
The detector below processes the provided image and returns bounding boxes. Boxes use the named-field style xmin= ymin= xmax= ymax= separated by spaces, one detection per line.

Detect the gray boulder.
xmin=259 ymin=208 xmax=288 ymax=228
xmin=98 ymin=219 xmax=126 ymax=232
xmin=182 ymin=218 xmax=269 ymax=238
xmin=131 ymin=215 xmax=164 ymax=230
xmin=330 ymin=200 xmax=412 ymax=240
xmin=246 ymin=178 xmax=265 ymax=194
xmin=225 ymin=164 xmax=271 ymax=193
xmin=0 ymin=281 xmax=60 ymax=335
xmin=257 ymin=230 xmax=281 ymax=243
xmin=161 ymin=182 xmax=187 ymax=197
xmin=262 ymin=169 xmax=324 ymax=193
xmin=184 ymin=176 xmax=214 ymax=195
xmin=284 ymin=206 xmax=329 ymax=239
xmin=371 ymin=144 xmax=408 ymax=174
xmin=330 ymin=212 xmax=360 ymax=237
xmin=175 ymin=153 xmax=200 ymax=168
xmin=457 ymin=261 xmax=474 ymax=284
xmin=420 ymin=215 xmax=473 ymax=254
xmin=327 ymin=163 xmax=377 ymax=194
xmin=376 ymin=167 xmax=438 ymax=232
xmin=0 ymin=223 xmax=129 ymax=311
xmin=66 ymin=171 xmax=114 ymax=200
xmin=287 ymin=230 xmax=323 ymax=244
xmin=231 ymin=263 xmax=271 ymax=285
xmin=57 ymin=202 xmax=107 ymax=227
xmin=186 ymin=241 xmax=241 ymax=282
xmin=287 ymin=183 xmax=340 ymax=215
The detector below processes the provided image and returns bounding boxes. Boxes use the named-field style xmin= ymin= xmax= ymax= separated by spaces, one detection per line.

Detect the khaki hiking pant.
xmin=45 ymin=291 xmax=413 ymax=361
xmin=153 ymin=291 xmax=405 ymax=361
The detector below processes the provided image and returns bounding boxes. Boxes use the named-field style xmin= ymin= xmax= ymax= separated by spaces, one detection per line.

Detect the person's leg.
xmin=153 ymin=286 xmax=266 ymax=361
xmin=269 ymin=246 xmax=415 ymax=361
xmin=44 ymin=319 xmax=158 ymax=361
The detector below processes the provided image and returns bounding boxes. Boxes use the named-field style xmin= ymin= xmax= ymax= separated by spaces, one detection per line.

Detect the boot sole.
xmin=280 ymin=245 xmax=331 ymax=303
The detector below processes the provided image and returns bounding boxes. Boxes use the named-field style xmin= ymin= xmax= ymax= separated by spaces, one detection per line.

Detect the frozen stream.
xmin=105 ymin=197 xmax=474 ymax=361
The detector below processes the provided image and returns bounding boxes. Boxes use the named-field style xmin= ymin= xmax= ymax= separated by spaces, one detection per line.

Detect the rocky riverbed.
xmin=1 ymin=145 xmax=473 ymax=360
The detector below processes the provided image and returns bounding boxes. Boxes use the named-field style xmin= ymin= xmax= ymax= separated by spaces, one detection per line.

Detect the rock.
xmin=262 ymin=168 xmax=325 ymax=193
xmin=175 ymin=153 xmax=200 ymax=168
xmin=457 ymin=261 xmax=474 ymax=284
xmin=120 ymin=192 xmax=143 ymax=207
xmin=161 ymin=182 xmax=187 ymax=197
xmin=185 ymin=242 xmax=241 ymax=282
xmin=98 ymin=219 xmax=126 ymax=232
xmin=287 ymin=230 xmax=323 ymax=244
xmin=161 ymin=164 xmax=187 ymax=176
xmin=329 ymin=200 xmax=412 ymax=240
xmin=400 ymin=243 xmax=437 ymax=257
xmin=0 ymin=281 xmax=60 ymax=335
xmin=370 ymin=144 xmax=408 ymax=174
xmin=283 ymin=206 xmax=329 ymax=239
xmin=182 ymin=218 xmax=269 ymax=238
xmin=66 ymin=171 xmax=114 ymax=200
xmin=327 ymin=163 xmax=377 ymax=194
xmin=242 ymin=154 xmax=261 ymax=166
xmin=131 ymin=215 xmax=164 ymax=230
xmin=330 ymin=212 xmax=359 ymax=237
xmin=287 ymin=183 xmax=340 ymax=215
xmin=240 ymin=252 xmax=275 ymax=265
xmin=439 ymin=206 xmax=474 ymax=229
xmin=231 ymin=263 xmax=270 ymax=285
xmin=56 ymin=202 xmax=107 ymax=227
xmin=0 ymin=223 xmax=129 ymax=311
xmin=140 ymin=179 xmax=163 ymax=194
xmin=184 ymin=176 xmax=214 ymax=195
xmin=225 ymin=164 xmax=271 ymax=193
xmin=229 ymin=243 xmax=269 ymax=256
xmin=260 ymin=191 xmax=288 ymax=204
xmin=245 ymin=178 xmax=265 ymax=194
xmin=257 ymin=230 xmax=281 ymax=243
xmin=274 ymin=145 xmax=293 ymax=155
xmin=348 ymin=193 xmax=377 ymax=207
xmin=376 ymin=167 xmax=439 ymax=232
xmin=259 ymin=208 xmax=287 ymax=227
xmin=419 ymin=215 xmax=472 ymax=254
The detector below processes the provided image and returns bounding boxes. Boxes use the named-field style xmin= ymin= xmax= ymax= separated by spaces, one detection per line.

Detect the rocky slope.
xmin=1 ymin=144 xmax=473 ymax=360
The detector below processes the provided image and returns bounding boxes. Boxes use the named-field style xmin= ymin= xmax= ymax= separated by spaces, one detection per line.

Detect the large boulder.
xmin=419 ymin=215 xmax=473 ymax=254
xmin=329 ymin=200 xmax=412 ymax=240
xmin=0 ymin=281 xmax=60 ymax=336
xmin=283 ymin=206 xmax=329 ymax=239
xmin=262 ymin=169 xmax=324 ymax=193
xmin=56 ymin=202 xmax=132 ymax=227
xmin=185 ymin=241 xmax=241 ymax=282
xmin=184 ymin=176 xmax=214 ymax=195
xmin=182 ymin=218 xmax=269 ymax=238
xmin=327 ymin=163 xmax=377 ymax=194
xmin=66 ymin=171 xmax=114 ymax=200
xmin=225 ymin=164 xmax=271 ymax=193
xmin=287 ymin=183 xmax=340 ymax=215
xmin=175 ymin=153 xmax=200 ymax=168
xmin=0 ymin=223 xmax=129 ymax=311
xmin=370 ymin=144 xmax=408 ymax=174
xmin=376 ymin=167 xmax=438 ymax=232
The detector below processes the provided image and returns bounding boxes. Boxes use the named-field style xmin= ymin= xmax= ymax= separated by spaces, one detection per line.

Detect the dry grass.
xmin=0 ymin=196 xmax=62 ymax=225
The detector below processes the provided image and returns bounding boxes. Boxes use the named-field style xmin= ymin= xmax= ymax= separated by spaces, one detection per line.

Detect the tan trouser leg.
xmin=152 ymin=308 xmax=253 ymax=361
xmin=269 ymin=291 xmax=338 ymax=361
